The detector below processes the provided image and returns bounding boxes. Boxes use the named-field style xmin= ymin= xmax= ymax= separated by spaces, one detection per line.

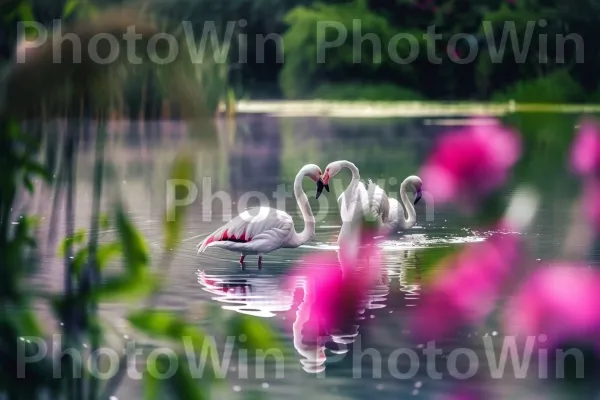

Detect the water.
xmin=25 ymin=113 xmax=600 ymax=399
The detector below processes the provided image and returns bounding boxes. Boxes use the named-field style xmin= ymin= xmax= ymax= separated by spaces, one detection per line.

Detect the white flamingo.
xmin=322 ymin=160 xmax=422 ymax=238
xmin=197 ymin=164 xmax=325 ymax=268
xmin=379 ymin=175 xmax=423 ymax=236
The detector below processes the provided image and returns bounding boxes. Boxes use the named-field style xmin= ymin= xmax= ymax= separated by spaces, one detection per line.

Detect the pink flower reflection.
xmin=410 ymin=233 xmax=521 ymax=343
xmin=285 ymin=222 xmax=383 ymax=338
xmin=504 ymin=264 xmax=600 ymax=353
xmin=419 ymin=118 xmax=521 ymax=206
xmin=286 ymin=252 xmax=374 ymax=338
xmin=570 ymin=117 xmax=600 ymax=177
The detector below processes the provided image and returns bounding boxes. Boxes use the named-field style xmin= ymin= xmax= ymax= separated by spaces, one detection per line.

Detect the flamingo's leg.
xmin=239 ymin=254 xmax=245 ymax=264
xmin=258 ymin=255 xmax=263 ymax=269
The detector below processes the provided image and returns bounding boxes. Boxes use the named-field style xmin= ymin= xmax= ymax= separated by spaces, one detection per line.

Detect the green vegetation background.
xmin=3 ymin=0 xmax=600 ymax=112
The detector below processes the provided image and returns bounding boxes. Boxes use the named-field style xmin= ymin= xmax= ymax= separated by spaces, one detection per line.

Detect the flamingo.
xmin=379 ymin=175 xmax=423 ymax=236
xmin=197 ymin=164 xmax=325 ymax=268
xmin=322 ymin=160 xmax=422 ymax=238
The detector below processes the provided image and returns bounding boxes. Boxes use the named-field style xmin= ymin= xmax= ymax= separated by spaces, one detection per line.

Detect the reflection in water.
xmin=197 ymin=242 xmax=423 ymax=375
xmin=292 ymin=278 xmax=328 ymax=374
xmin=30 ymin=115 xmax=585 ymax=398
xmin=196 ymin=270 xmax=297 ymax=317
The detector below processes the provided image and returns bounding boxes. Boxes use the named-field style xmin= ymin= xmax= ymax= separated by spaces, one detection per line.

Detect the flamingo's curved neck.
xmin=341 ymin=160 xmax=361 ymax=189
xmin=398 ymin=178 xmax=417 ymax=230
xmin=287 ymin=169 xmax=315 ymax=247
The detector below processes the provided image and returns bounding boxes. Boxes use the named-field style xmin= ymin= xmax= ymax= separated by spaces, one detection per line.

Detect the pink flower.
xmin=410 ymin=232 xmax=521 ymax=343
xmin=570 ymin=117 xmax=600 ymax=177
xmin=285 ymin=221 xmax=382 ymax=338
xmin=287 ymin=253 xmax=368 ymax=338
xmin=420 ymin=118 xmax=521 ymax=207
xmin=504 ymin=263 xmax=600 ymax=353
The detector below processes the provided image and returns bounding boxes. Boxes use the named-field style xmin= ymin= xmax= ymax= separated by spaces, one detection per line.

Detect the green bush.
xmin=312 ymin=83 xmax=425 ymax=101
xmin=492 ymin=69 xmax=586 ymax=103
xmin=280 ymin=0 xmax=424 ymax=99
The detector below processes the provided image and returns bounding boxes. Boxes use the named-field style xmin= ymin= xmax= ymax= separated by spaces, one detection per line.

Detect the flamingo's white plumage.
xmin=197 ymin=164 xmax=324 ymax=267
xmin=322 ymin=160 xmax=422 ymax=238
xmin=379 ymin=175 xmax=423 ymax=236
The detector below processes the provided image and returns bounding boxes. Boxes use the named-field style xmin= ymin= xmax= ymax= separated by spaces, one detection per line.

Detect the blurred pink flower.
xmin=570 ymin=117 xmax=600 ymax=177
xmin=287 ymin=253 xmax=368 ymax=337
xmin=419 ymin=118 xmax=521 ymax=206
xmin=504 ymin=263 xmax=600 ymax=353
xmin=286 ymin=221 xmax=383 ymax=336
xmin=410 ymin=232 xmax=521 ymax=343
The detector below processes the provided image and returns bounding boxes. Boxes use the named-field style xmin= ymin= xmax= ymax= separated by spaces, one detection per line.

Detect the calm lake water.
xmin=26 ymin=112 xmax=600 ymax=399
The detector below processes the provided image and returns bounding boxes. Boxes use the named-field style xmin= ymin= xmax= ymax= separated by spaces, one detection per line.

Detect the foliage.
xmin=277 ymin=0 xmax=600 ymax=101
xmin=0 ymin=3 xmax=283 ymax=400
xmin=312 ymin=83 xmax=425 ymax=101
xmin=280 ymin=0 xmax=426 ymax=98
xmin=492 ymin=69 xmax=587 ymax=103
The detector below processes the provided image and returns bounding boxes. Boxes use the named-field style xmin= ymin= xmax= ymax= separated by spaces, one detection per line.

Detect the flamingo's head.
xmin=303 ymin=164 xmax=327 ymax=199
xmin=406 ymin=175 xmax=423 ymax=205
xmin=322 ymin=161 xmax=344 ymax=187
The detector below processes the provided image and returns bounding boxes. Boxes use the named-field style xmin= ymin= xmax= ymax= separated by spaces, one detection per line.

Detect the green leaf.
xmin=25 ymin=160 xmax=52 ymax=182
xmin=164 ymin=153 xmax=195 ymax=252
xmin=97 ymin=274 xmax=157 ymax=301
xmin=58 ymin=229 xmax=86 ymax=257
xmin=99 ymin=213 xmax=110 ymax=229
xmin=164 ymin=355 xmax=207 ymax=400
xmin=128 ymin=310 xmax=207 ymax=348
xmin=23 ymin=175 xmax=34 ymax=193
xmin=17 ymin=1 xmax=34 ymax=22
xmin=97 ymin=242 xmax=122 ymax=269
xmin=7 ymin=307 xmax=42 ymax=336
xmin=116 ymin=206 xmax=149 ymax=276
xmin=72 ymin=248 xmax=89 ymax=275
xmin=144 ymin=358 xmax=162 ymax=400
xmin=62 ymin=0 xmax=79 ymax=18
xmin=226 ymin=314 xmax=281 ymax=352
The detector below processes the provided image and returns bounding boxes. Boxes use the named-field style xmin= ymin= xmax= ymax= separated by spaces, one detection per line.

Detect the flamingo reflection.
xmin=197 ymin=270 xmax=298 ymax=317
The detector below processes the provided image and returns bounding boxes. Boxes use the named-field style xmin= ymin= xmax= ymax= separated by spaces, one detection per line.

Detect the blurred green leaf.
xmin=227 ymin=314 xmax=281 ymax=352
xmin=97 ymin=274 xmax=157 ymax=301
xmin=97 ymin=242 xmax=122 ymax=269
xmin=62 ymin=0 xmax=79 ymax=18
xmin=99 ymin=213 xmax=110 ymax=229
xmin=17 ymin=0 xmax=34 ymax=22
xmin=164 ymin=355 xmax=207 ymax=400
xmin=58 ymin=228 xmax=86 ymax=257
xmin=128 ymin=310 xmax=207 ymax=348
xmin=25 ymin=160 xmax=52 ymax=182
xmin=164 ymin=153 xmax=195 ymax=252
xmin=144 ymin=358 xmax=162 ymax=400
xmin=72 ymin=247 xmax=88 ymax=275
xmin=7 ymin=307 xmax=42 ymax=336
xmin=116 ymin=206 xmax=149 ymax=276
xmin=23 ymin=175 xmax=34 ymax=193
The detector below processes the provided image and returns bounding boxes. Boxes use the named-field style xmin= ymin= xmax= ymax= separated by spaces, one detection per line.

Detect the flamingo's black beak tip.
xmin=316 ymin=179 xmax=324 ymax=199
xmin=414 ymin=191 xmax=422 ymax=205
